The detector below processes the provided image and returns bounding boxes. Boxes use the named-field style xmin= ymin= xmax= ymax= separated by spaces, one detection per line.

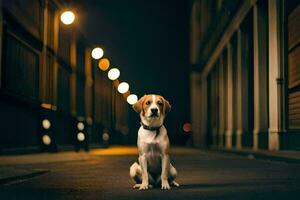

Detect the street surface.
xmin=0 ymin=147 xmax=299 ymax=200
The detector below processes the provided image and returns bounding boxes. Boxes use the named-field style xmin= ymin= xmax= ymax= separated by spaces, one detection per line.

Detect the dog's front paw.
xmin=139 ymin=183 xmax=149 ymax=190
xmin=161 ymin=180 xmax=171 ymax=190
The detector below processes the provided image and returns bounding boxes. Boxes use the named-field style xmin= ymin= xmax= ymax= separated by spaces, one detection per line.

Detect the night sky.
xmin=73 ymin=0 xmax=191 ymax=144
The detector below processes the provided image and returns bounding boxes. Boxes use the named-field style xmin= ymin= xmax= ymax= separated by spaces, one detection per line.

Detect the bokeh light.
xmin=108 ymin=68 xmax=120 ymax=80
xmin=91 ymin=47 xmax=104 ymax=59
xmin=42 ymin=135 xmax=51 ymax=145
xmin=127 ymin=94 xmax=138 ymax=105
xmin=42 ymin=119 xmax=51 ymax=130
xmin=77 ymin=122 xmax=84 ymax=131
xmin=98 ymin=58 xmax=110 ymax=71
xmin=102 ymin=132 xmax=109 ymax=141
xmin=183 ymin=122 xmax=192 ymax=133
xmin=77 ymin=132 xmax=85 ymax=141
xmin=117 ymin=82 xmax=129 ymax=94
xmin=60 ymin=11 xmax=75 ymax=25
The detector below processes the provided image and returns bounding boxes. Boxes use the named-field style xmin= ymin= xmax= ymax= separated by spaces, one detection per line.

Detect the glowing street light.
xmin=183 ymin=122 xmax=192 ymax=133
xmin=60 ymin=11 xmax=75 ymax=25
xmin=102 ymin=132 xmax=109 ymax=142
xmin=91 ymin=47 xmax=104 ymax=59
xmin=108 ymin=68 xmax=120 ymax=80
xmin=40 ymin=116 xmax=56 ymax=151
xmin=42 ymin=134 xmax=51 ymax=145
xmin=127 ymin=94 xmax=138 ymax=105
xmin=42 ymin=119 xmax=51 ymax=130
xmin=98 ymin=58 xmax=110 ymax=71
xmin=77 ymin=132 xmax=85 ymax=142
xmin=77 ymin=122 xmax=84 ymax=131
xmin=117 ymin=82 xmax=129 ymax=94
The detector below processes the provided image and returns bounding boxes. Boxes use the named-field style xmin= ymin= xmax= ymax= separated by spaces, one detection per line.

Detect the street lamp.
xmin=98 ymin=58 xmax=110 ymax=71
xmin=75 ymin=119 xmax=89 ymax=151
xmin=77 ymin=122 xmax=85 ymax=131
xmin=41 ymin=119 xmax=52 ymax=146
xmin=42 ymin=119 xmax=51 ymax=130
xmin=77 ymin=132 xmax=85 ymax=141
xmin=42 ymin=134 xmax=51 ymax=146
xmin=127 ymin=94 xmax=138 ymax=105
xmin=40 ymin=116 xmax=57 ymax=152
xmin=117 ymin=82 xmax=129 ymax=94
xmin=60 ymin=11 xmax=75 ymax=25
xmin=108 ymin=68 xmax=120 ymax=80
xmin=91 ymin=47 xmax=104 ymax=59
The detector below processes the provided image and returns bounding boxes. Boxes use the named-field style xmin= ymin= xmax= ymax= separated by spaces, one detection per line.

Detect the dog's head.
xmin=133 ymin=94 xmax=171 ymax=126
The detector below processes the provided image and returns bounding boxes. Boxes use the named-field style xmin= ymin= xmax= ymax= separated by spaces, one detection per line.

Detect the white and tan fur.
xmin=129 ymin=94 xmax=179 ymax=190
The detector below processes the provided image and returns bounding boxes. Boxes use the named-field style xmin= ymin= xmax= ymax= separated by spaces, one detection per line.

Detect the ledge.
xmin=209 ymin=146 xmax=300 ymax=163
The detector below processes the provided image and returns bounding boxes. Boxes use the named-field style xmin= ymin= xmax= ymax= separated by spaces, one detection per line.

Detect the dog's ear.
xmin=163 ymin=98 xmax=171 ymax=114
xmin=133 ymin=95 xmax=147 ymax=113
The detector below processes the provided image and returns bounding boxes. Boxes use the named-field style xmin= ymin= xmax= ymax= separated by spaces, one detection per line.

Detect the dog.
xmin=129 ymin=94 xmax=179 ymax=190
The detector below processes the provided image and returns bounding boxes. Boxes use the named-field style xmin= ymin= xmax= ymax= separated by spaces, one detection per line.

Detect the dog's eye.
xmin=157 ymin=101 xmax=163 ymax=106
xmin=145 ymin=101 xmax=151 ymax=105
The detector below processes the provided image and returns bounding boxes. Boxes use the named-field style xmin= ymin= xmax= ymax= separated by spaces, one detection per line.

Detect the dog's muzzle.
xmin=150 ymin=108 xmax=159 ymax=118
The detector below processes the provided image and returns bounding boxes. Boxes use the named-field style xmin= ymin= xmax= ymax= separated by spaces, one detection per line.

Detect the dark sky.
xmin=73 ymin=0 xmax=191 ymax=144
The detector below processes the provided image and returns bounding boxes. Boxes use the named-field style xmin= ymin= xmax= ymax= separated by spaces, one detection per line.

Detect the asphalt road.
xmin=0 ymin=147 xmax=299 ymax=200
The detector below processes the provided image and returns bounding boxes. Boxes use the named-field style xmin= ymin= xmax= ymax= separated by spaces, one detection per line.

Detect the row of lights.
xmin=39 ymin=10 xmax=137 ymax=149
xmin=41 ymin=118 xmax=87 ymax=148
xmin=91 ymin=44 xmax=138 ymax=105
xmin=61 ymin=10 xmax=138 ymax=105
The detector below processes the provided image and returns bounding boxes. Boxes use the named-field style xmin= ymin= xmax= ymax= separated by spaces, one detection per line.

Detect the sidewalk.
xmin=209 ymin=147 xmax=300 ymax=163
xmin=0 ymin=151 xmax=92 ymax=185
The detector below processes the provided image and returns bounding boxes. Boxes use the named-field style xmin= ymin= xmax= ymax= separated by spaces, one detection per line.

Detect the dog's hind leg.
xmin=169 ymin=163 xmax=180 ymax=187
xmin=130 ymin=162 xmax=155 ymax=189
xmin=130 ymin=162 xmax=142 ymax=186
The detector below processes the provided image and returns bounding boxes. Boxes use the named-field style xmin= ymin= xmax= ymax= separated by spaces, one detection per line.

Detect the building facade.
xmin=190 ymin=0 xmax=300 ymax=150
xmin=0 ymin=0 xmax=129 ymax=152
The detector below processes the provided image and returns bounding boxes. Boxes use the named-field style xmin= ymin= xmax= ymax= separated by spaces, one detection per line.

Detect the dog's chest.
xmin=141 ymin=139 xmax=162 ymax=172
xmin=138 ymin=128 xmax=165 ymax=155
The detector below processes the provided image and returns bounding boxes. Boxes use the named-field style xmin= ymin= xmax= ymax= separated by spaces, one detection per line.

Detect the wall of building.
xmin=0 ymin=0 xmax=129 ymax=152
xmin=190 ymin=0 xmax=300 ymax=151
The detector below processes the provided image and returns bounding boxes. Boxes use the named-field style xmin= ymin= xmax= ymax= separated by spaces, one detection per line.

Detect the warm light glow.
xmin=98 ymin=58 xmax=110 ymax=71
xmin=60 ymin=11 xmax=75 ymax=25
xmin=77 ymin=132 xmax=85 ymax=141
xmin=108 ymin=68 xmax=120 ymax=80
xmin=127 ymin=94 xmax=138 ymax=105
xmin=117 ymin=82 xmax=129 ymax=94
xmin=102 ymin=132 xmax=110 ymax=141
xmin=77 ymin=122 xmax=84 ymax=131
xmin=113 ymin=80 xmax=120 ymax=88
xmin=91 ymin=47 xmax=104 ymax=59
xmin=42 ymin=135 xmax=51 ymax=145
xmin=183 ymin=123 xmax=192 ymax=133
xmin=42 ymin=119 xmax=51 ymax=130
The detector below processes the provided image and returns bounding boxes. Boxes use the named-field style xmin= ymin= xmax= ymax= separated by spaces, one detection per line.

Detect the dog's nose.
xmin=151 ymin=108 xmax=158 ymax=114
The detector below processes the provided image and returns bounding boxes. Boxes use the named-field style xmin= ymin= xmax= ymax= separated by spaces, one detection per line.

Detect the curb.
xmin=208 ymin=148 xmax=300 ymax=164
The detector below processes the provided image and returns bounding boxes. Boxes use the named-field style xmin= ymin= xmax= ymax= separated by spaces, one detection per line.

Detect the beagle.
xmin=129 ymin=94 xmax=179 ymax=190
